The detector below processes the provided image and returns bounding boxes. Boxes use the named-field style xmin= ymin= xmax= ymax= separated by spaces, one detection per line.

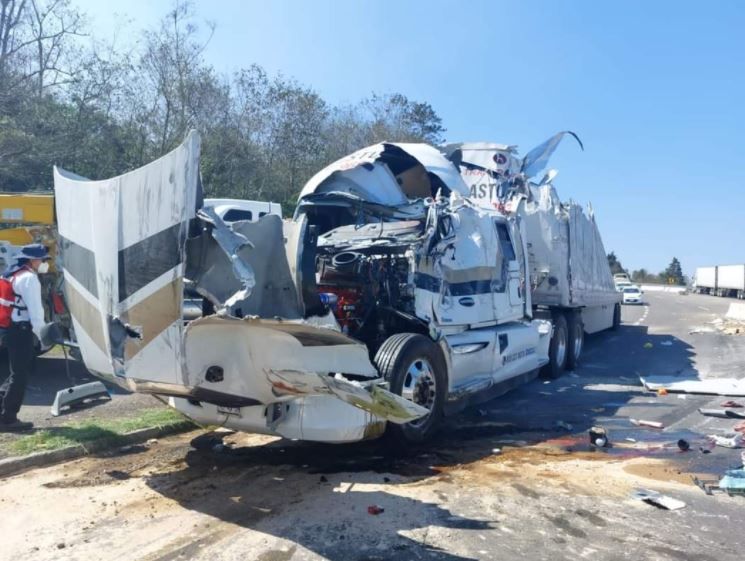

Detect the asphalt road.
xmin=1 ymin=292 xmax=744 ymax=561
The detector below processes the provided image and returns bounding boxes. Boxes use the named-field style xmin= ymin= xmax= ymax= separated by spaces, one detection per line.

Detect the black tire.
xmin=374 ymin=333 xmax=446 ymax=444
xmin=540 ymin=313 xmax=568 ymax=379
xmin=566 ymin=310 xmax=584 ymax=371
xmin=611 ymin=303 xmax=621 ymax=330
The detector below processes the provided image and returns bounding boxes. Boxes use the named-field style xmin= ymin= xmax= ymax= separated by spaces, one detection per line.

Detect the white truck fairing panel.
xmin=54 ymin=131 xmax=201 ymax=380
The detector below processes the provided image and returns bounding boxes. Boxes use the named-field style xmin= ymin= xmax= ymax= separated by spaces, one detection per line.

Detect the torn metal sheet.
xmin=299 ymin=142 xmax=468 ymax=205
xmin=196 ymin=206 xmax=255 ymax=310
xmin=520 ymin=131 xmax=584 ymax=178
xmin=641 ymin=376 xmax=745 ymax=397
xmin=265 ymin=370 xmax=429 ymax=424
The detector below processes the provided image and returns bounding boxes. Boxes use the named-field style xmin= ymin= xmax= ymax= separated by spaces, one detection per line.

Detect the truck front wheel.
xmin=374 ymin=333 xmax=447 ymax=444
xmin=541 ymin=313 xmax=568 ymax=379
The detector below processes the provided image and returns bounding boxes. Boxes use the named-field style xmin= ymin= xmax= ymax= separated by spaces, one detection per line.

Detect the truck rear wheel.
xmin=541 ymin=313 xmax=568 ymax=379
xmin=566 ymin=310 xmax=584 ymax=371
xmin=374 ymin=333 xmax=446 ymax=444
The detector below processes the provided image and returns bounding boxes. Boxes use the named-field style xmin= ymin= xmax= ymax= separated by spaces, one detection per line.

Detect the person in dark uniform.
xmin=0 ymin=244 xmax=50 ymax=431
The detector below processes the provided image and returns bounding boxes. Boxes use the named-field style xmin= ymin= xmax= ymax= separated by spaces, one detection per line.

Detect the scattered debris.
xmin=721 ymin=400 xmax=744 ymax=408
xmin=554 ymin=420 xmax=573 ymax=432
xmin=695 ymin=471 xmax=745 ymax=496
xmin=640 ymin=376 xmax=745 ymax=397
xmin=630 ymin=419 xmax=664 ymax=429
xmin=689 ymin=326 xmax=717 ymax=334
xmin=709 ymin=433 xmax=743 ymax=449
xmin=734 ymin=421 xmax=745 ymax=433
xmin=643 ymin=342 xmax=653 ymax=349
xmin=319 ymin=476 xmax=328 ymax=483
xmin=383 ymin=477 xmax=391 ymax=483
xmin=632 ymin=489 xmax=686 ymax=510
xmin=624 ymin=437 xmax=637 ymax=443
xmin=677 ymin=395 xmax=687 ymax=400
xmin=367 ymin=505 xmax=385 ymax=515
xmin=677 ymin=439 xmax=690 ymax=452
xmin=568 ymin=372 xmax=580 ymax=379
xmin=698 ymin=408 xmax=745 ymax=419
xmin=660 ymin=341 xmax=673 ymax=346
xmin=146 ymin=438 xmax=158 ymax=445
xmin=699 ymin=447 xmax=712 ymax=454
xmin=589 ymin=426 xmax=608 ymax=447
xmin=657 ymin=388 xmax=668 ymax=396
xmin=50 ymin=381 xmax=112 ymax=417
xmin=491 ymin=448 xmax=502 ymax=455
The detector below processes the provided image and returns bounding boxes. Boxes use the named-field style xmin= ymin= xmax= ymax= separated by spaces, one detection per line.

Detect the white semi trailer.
xmin=695 ymin=265 xmax=745 ymax=299
xmin=53 ymin=131 xmax=620 ymax=444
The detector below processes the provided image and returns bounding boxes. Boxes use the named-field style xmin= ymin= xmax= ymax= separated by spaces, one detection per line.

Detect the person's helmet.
xmin=16 ymin=243 xmax=50 ymax=261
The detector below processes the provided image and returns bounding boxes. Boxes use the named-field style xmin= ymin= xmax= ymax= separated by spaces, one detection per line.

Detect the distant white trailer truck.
xmin=694 ymin=265 xmax=745 ymax=299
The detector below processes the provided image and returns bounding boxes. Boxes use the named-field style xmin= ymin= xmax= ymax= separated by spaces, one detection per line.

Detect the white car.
xmin=622 ymin=286 xmax=643 ymax=305
xmin=203 ymin=198 xmax=282 ymax=223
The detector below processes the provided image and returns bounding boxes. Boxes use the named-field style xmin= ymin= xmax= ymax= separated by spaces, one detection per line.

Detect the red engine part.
xmin=318 ymin=286 xmax=363 ymax=332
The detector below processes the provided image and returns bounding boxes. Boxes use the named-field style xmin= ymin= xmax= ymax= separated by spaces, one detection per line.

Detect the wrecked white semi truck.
xmin=52 ymin=131 xmax=618 ymax=444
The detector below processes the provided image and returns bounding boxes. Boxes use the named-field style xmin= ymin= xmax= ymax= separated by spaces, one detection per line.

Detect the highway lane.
xmin=0 ymin=292 xmax=743 ymax=561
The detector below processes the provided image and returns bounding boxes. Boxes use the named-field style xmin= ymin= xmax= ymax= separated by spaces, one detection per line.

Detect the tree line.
xmin=607 ymin=252 xmax=686 ymax=285
xmin=0 ymin=0 xmax=445 ymax=210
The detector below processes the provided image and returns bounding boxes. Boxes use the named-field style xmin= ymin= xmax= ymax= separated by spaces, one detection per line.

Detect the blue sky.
xmin=78 ymin=0 xmax=745 ymax=276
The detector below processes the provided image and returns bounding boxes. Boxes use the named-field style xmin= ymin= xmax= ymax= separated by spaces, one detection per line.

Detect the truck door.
xmin=493 ymin=221 xmax=523 ymax=322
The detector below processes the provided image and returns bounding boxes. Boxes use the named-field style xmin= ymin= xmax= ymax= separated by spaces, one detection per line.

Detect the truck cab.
xmin=53 ymin=132 xmax=620 ymax=445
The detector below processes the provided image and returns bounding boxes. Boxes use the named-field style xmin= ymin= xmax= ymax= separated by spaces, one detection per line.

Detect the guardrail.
xmin=639 ymin=284 xmax=687 ymax=293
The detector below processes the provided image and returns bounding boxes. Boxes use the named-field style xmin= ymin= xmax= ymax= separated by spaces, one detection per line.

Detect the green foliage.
xmin=607 ymin=251 xmax=627 ymax=275
xmin=661 ymin=257 xmax=684 ymax=285
xmin=7 ymin=407 xmax=188 ymax=456
xmin=0 ymin=1 xmax=447 ymax=211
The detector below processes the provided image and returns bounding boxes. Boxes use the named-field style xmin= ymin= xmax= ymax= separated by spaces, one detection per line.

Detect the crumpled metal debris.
xmin=197 ymin=206 xmax=256 ymax=310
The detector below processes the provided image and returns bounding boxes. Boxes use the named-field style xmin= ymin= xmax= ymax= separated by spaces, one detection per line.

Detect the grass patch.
xmin=8 ymin=407 xmax=189 ymax=456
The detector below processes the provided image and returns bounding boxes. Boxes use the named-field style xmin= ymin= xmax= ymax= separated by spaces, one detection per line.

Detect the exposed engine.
xmin=315 ymin=243 xmax=418 ymax=350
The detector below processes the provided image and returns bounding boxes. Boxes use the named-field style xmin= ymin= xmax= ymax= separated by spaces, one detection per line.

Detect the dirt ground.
xmin=1 ymin=292 xmax=744 ymax=561
xmin=0 ymin=427 xmax=742 ymax=561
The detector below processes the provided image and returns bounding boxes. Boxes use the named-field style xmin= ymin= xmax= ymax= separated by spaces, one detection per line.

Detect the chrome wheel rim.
xmin=402 ymin=358 xmax=436 ymax=427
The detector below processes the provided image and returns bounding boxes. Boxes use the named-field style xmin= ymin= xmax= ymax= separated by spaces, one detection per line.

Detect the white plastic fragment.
xmin=708 ymin=433 xmax=743 ymax=449
xmin=632 ymin=489 xmax=686 ymax=510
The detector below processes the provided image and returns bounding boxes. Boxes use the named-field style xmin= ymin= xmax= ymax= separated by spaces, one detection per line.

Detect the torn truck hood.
xmin=53 ymin=131 xmax=428 ymax=426
xmin=299 ymin=142 xmax=469 ymax=206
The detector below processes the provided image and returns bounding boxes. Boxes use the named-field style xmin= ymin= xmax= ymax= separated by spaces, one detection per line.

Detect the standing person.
xmin=0 ymin=244 xmax=50 ymax=431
